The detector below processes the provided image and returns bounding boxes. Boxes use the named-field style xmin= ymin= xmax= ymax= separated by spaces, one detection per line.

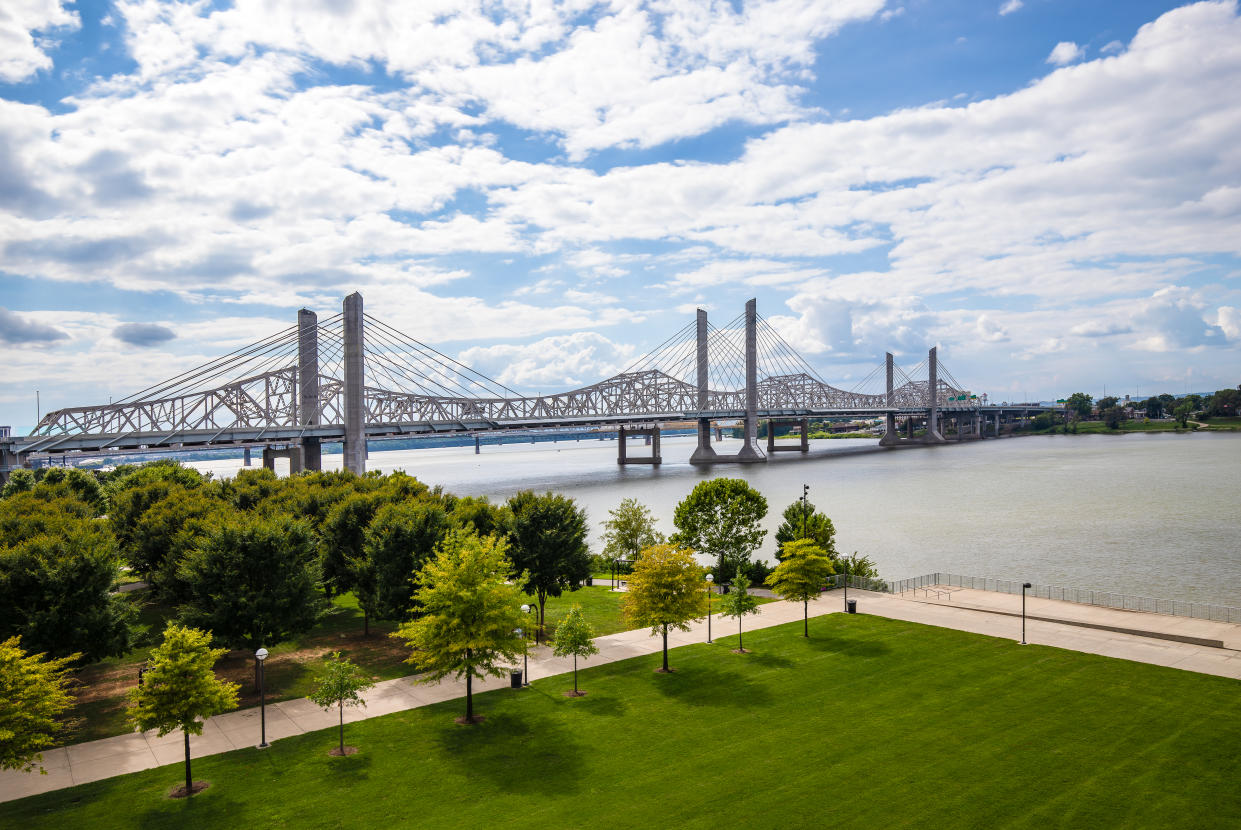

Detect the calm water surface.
xmin=189 ymin=432 xmax=1241 ymax=607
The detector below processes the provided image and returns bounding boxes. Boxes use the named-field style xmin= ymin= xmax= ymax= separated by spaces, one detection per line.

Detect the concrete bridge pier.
xmin=0 ymin=447 xmax=19 ymax=486
xmin=689 ymin=308 xmax=718 ymax=464
xmin=262 ymin=445 xmax=304 ymax=475
xmin=923 ymin=346 xmax=947 ymax=444
xmin=342 ymin=292 xmax=366 ymax=475
xmin=766 ymin=418 xmax=809 ymax=453
xmin=617 ymin=425 xmax=661 ymax=465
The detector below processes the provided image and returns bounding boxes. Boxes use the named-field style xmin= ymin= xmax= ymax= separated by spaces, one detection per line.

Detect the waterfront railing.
xmin=878 ymin=572 xmax=1241 ymax=624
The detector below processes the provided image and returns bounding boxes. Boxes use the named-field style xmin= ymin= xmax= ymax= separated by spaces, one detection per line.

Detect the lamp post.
xmin=521 ymin=604 xmax=535 ymax=682
xmin=800 ymin=484 xmax=809 ymax=539
xmin=705 ymin=574 xmax=714 ymax=643
xmin=515 ymin=627 xmax=528 ymax=687
xmin=843 ymin=558 xmax=849 ymax=611
xmin=522 ymin=602 xmax=538 ymax=645
xmin=1021 ymin=582 xmax=1032 ymax=644
xmin=255 ymin=647 xmax=269 ymax=748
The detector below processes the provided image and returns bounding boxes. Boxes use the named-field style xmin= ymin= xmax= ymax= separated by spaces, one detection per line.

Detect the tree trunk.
xmin=183 ymin=730 xmax=192 ymax=794
xmin=363 ymin=607 xmax=369 ymax=638
xmin=465 ymin=648 xmax=473 ymax=721
xmin=804 ymin=599 xmax=809 ymax=637
xmin=662 ymin=625 xmax=669 ymax=671
xmin=338 ymin=699 xmax=345 ymax=753
xmin=738 ymin=616 xmax=743 ymax=651
xmin=573 ymin=654 xmax=578 ymax=693
xmin=537 ymin=593 xmax=547 ymax=644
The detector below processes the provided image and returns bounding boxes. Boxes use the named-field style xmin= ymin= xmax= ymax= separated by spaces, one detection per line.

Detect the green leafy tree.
xmin=447 ymin=495 xmax=510 ymax=538
xmin=218 ymin=467 xmax=282 ymax=511
xmin=1065 ymin=392 xmax=1093 ymax=420
xmin=766 ymin=540 xmax=835 ymax=637
xmin=600 ymin=498 xmax=664 ymax=569
xmin=319 ymin=491 xmax=387 ymax=597
xmin=128 ymin=625 xmax=239 ymax=796
xmin=1207 ymin=388 xmax=1240 ymax=417
xmin=717 ymin=575 xmax=761 ymax=653
xmin=551 ymin=605 xmax=599 ymax=696
xmin=0 ymin=469 xmax=35 ymax=499
xmin=1174 ymin=403 xmax=1192 ymax=427
xmin=623 ymin=543 xmax=707 ymax=673
xmin=390 ymin=530 xmax=526 ymax=724
xmin=836 ymin=551 xmax=881 ymax=580
xmin=1182 ymin=393 xmax=1203 ymax=413
xmin=29 ymin=468 xmax=106 ymax=516
xmin=773 ymin=499 xmax=837 ymax=559
xmin=1142 ymin=396 xmax=1164 ymax=418
xmin=671 ymin=478 xmax=767 ymax=582
xmin=0 ymin=496 xmax=134 ymax=662
xmin=1101 ymin=405 xmax=1126 ymax=429
xmin=307 ymin=652 xmax=376 ymax=755
xmin=507 ymin=491 xmax=591 ymax=642
xmin=0 ymin=636 xmax=78 ymax=772
xmin=1097 ymin=396 xmax=1120 ymax=413
xmin=356 ymin=499 xmax=449 ymax=633
xmin=178 ymin=514 xmax=324 ymax=654
xmin=128 ymin=486 xmax=227 ymax=599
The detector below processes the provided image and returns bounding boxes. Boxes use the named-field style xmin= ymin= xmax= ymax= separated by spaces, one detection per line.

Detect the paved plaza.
xmin=3 ymin=588 xmax=1238 ymax=804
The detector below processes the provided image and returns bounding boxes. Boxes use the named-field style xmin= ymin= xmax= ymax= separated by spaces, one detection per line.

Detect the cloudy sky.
xmin=2 ymin=0 xmax=1239 ymax=428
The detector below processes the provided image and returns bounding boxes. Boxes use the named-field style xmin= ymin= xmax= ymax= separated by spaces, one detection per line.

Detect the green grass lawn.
xmin=9 ymin=615 xmax=1237 ymax=829
xmin=542 ymin=585 xmax=775 ymax=640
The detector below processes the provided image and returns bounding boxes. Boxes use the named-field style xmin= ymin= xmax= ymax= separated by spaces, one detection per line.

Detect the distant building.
xmin=0 ymin=426 xmax=10 ymax=439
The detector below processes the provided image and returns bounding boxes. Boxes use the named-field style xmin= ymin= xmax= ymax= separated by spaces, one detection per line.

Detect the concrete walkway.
xmin=4 ymin=589 xmax=1239 ymax=804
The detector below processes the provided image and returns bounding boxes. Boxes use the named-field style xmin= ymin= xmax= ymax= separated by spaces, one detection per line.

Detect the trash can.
xmin=846 ymin=598 xmax=857 ymax=614
xmin=510 ymin=670 xmax=523 ymax=688
xmin=586 ymin=577 xmax=593 ymax=587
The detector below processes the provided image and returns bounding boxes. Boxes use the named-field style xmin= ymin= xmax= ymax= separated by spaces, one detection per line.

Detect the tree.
xmin=127 ymin=486 xmax=227 ymax=599
xmin=1157 ymin=393 xmax=1177 ymax=415
xmin=765 ymin=540 xmax=835 ymax=637
xmin=551 ymin=605 xmax=598 ymax=696
xmin=0 ymin=495 xmax=134 ymax=662
xmin=1101 ymin=405 xmax=1126 ymax=429
xmin=178 ymin=514 xmax=324 ymax=654
xmin=0 ymin=469 xmax=35 ymax=499
xmin=128 ymin=625 xmax=239 ymax=797
xmin=1182 ymin=393 xmax=1203 ymax=413
xmin=1142 ymin=396 xmax=1164 ymax=418
xmin=1207 ymin=388 xmax=1240 ymax=417
xmin=623 ymin=544 xmax=707 ymax=673
xmin=307 ymin=652 xmax=375 ymax=756
xmin=0 ymin=636 xmax=77 ymax=772
xmin=1065 ymin=392 xmax=1092 ymax=420
xmin=1097 ymin=396 xmax=1119 ymax=413
xmin=773 ymin=499 xmax=837 ymax=560
xmin=717 ymin=575 xmax=761 ymax=653
xmin=1174 ymin=403 xmax=1192 ymax=427
xmin=671 ymin=478 xmax=767 ymax=582
xmin=390 ymin=530 xmax=526 ymax=724
xmin=507 ymin=491 xmax=591 ymax=642
xmin=319 ymin=491 xmax=387 ymax=597
xmin=356 ymin=499 xmax=449 ymax=634
xmin=600 ymin=498 xmax=664 ymax=570
xmin=447 ymin=495 xmax=510 ymax=538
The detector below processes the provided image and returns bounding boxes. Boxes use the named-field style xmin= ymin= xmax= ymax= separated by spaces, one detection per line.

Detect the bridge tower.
xmin=734 ymin=298 xmax=765 ymax=461
xmin=342 ymin=292 xmax=367 ymax=474
xmin=879 ymin=351 xmax=901 ymax=447
xmin=925 ymin=346 xmax=946 ymax=443
xmin=689 ymin=308 xmax=718 ymax=463
xmin=298 ymin=308 xmax=322 ymax=472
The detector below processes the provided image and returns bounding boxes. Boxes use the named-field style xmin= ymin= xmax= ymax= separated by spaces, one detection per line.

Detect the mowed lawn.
xmin=6 ymin=615 xmax=1239 ymax=829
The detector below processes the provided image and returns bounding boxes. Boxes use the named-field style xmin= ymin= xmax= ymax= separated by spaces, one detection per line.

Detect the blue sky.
xmin=2 ymin=0 xmax=1239 ymax=428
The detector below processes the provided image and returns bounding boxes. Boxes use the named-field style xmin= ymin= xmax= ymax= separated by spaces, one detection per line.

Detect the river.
xmin=187 ymin=432 xmax=1241 ymax=607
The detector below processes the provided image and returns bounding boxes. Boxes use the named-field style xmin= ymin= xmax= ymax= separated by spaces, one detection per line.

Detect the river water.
xmin=187 ymin=432 xmax=1241 ymax=607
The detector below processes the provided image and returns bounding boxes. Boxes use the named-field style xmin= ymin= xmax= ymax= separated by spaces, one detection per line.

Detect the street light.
xmin=514 ymin=627 xmax=528 ymax=687
xmin=1021 ymin=582 xmax=1032 ymax=644
xmin=521 ymin=602 xmax=538 ymax=645
xmin=705 ymin=574 xmax=714 ymax=643
xmin=800 ymin=484 xmax=809 ymax=539
xmin=843 ymin=558 xmax=849 ymax=611
xmin=255 ymin=647 xmax=269 ymax=748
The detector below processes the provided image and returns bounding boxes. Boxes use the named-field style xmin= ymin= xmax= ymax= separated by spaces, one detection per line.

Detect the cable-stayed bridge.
xmin=0 ymin=294 xmax=1049 ymax=479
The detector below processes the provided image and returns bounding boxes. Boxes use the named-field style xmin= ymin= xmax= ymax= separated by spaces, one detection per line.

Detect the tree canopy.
xmin=773 ymin=498 xmax=837 ymax=559
xmin=506 ymin=490 xmax=591 ymax=639
xmin=766 ymin=540 xmax=834 ymax=637
xmin=356 ymin=498 xmax=449 ymax=631
xmin=0 ymin=636 xmax=78 ymax=772
xmin=390 ymin=530 xmax=526 ymax=723
xmin=671 ymin=478 xmax=767 ymax=580
xmin=623 ymin=543 xmax=707 ymax=672
xmin=178 ymin=513 xmax=324 ymax=651
xmin=1065 ymin=392 xmax=1093 ymax=419
xmin=716 ymin=575 xmax=762 ymax=652
xmin=600 ymin=498 xmax=664 ymax=565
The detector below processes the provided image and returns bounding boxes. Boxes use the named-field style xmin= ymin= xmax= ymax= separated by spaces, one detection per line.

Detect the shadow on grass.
xmin=649 ymin=664 xmax=774 ymax=708
xmin=744 ymin=651 xmax=797 ymax=670
xmin=803 ymin=633 xmax=891 ymax=659
xmin=560 ymin=691 xmax=630 ymax=718
xmin=427 ymin=711 xmax=585 ymax=796
xmin=134 ymin=784 xmax=244 ymax=830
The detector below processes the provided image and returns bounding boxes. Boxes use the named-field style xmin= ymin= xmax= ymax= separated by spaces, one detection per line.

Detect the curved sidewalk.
xmin=4 ymin=589 xmax=1239 ymax=804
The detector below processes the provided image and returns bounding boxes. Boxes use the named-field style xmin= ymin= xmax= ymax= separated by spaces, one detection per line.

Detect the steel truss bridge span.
xmin=2 ymin=294 xmax=1050 ymax=477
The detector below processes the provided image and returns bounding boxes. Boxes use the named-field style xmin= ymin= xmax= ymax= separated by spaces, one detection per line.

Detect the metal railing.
xmin=887 ymin=572 xmax=1241 ymax=624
